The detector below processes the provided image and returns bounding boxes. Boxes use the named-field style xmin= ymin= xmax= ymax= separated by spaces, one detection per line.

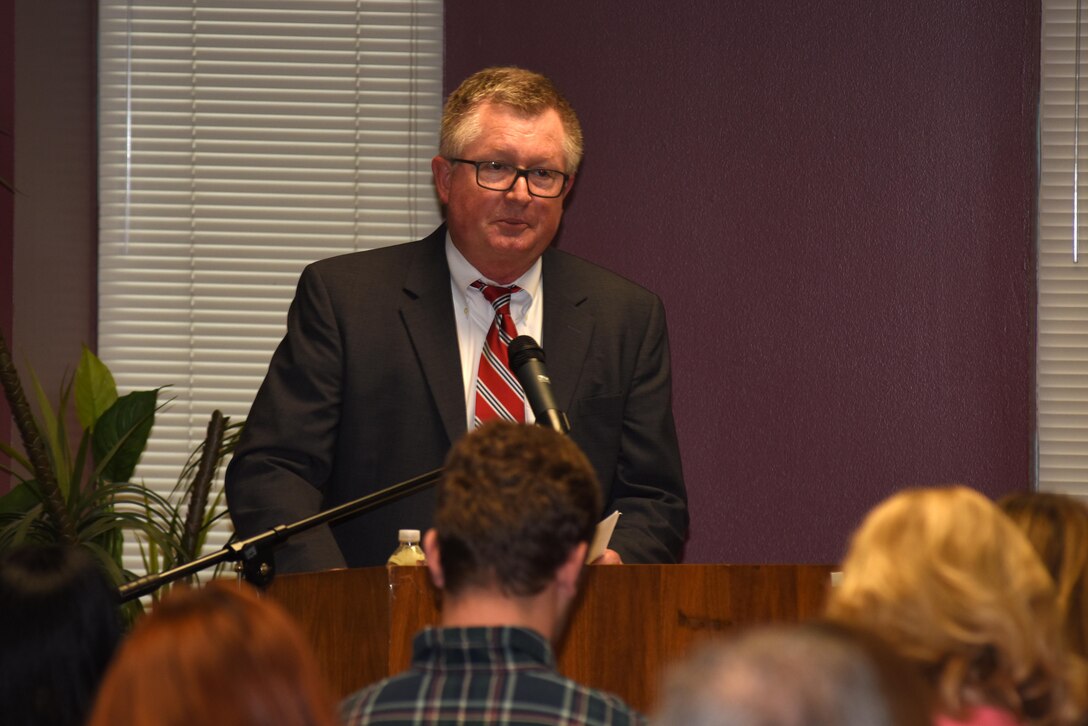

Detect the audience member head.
xmin=439 ymin=65 xmax=584 ymax=173
xmin=87 ymin=580 xmax=337 ymax=726
xmin=999 ymin=491 xmax=1088 ymax=660
xmin=0 ymin=543 xmax=123 ymax=726
xmin=652 ymin=620 xmax=932 ymax=726
xmin=425 ymin=420 xmax=601 ymax=600
xmin=826 ymin=485 xmax=1084 ymax=724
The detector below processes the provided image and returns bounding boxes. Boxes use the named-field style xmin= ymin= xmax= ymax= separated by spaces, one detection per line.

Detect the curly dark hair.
xmin=435 ymin=421 xmax=601 ymax=597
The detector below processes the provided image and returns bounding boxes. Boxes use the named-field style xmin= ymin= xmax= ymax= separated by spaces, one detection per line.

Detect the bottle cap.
xmin=398 ymin=529 xmax=421 ymax=543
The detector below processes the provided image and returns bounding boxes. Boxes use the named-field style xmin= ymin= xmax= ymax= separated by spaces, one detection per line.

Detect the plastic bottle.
xmin=386 ymin=528 xmax=427 ymax=566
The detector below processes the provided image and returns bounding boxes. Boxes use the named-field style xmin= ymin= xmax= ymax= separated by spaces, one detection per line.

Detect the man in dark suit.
xmin=225 ymin=66 xmax=687 ymax=573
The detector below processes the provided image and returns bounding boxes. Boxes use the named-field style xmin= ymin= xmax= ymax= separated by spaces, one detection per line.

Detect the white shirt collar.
xmin=445 ymin=231 xmax=542 ymax=306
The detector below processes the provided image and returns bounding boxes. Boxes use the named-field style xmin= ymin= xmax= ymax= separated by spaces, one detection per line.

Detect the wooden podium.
xmin=267 ymin=564 xmax=835 ymax=713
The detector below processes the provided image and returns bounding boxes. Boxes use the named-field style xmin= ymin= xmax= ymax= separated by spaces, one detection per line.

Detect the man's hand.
xmin=590 ymin=548 xmax=623 ymax=565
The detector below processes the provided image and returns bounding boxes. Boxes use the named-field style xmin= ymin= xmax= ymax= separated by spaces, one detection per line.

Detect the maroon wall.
xmin=1 ymin=0 xmax=98 ymax=493
xmin=1 ymin=0 xmax=14 ymax=488
xmin=446 ymin=1 xmax=1039 ymax=563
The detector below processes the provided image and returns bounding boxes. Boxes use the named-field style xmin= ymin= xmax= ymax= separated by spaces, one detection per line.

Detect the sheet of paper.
xmin=586 ymin=510 xmax=621 ymax=563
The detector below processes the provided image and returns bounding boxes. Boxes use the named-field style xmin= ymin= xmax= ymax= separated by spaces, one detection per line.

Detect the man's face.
xmin=432 ymin=102 xmax=574 ymax=284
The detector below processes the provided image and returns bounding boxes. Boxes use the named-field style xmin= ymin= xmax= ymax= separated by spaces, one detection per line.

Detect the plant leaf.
xmin=92 ymin=389 xmax=157 ymax=483
xmin=9 ymin=502 xmax=44 ymax=546
xmin=53 ymin=376 xmax=76 ymax=491
xmin=179 ymin=410 xmax=227 ymax=560
xmin=0 ymin=462 xmax=28 ymax=482
xmin=75 ymin=346 xmax=118 ymax=431
xmin=0 ymin=330 xmax=76 ymax=543
xmin=71 ymin=430 xmax=91 ymax=493
xmin=79 ymin=539 xmax=128 ymax=587
xmin=0 ymin=481 xmax=40 ymax=515
xmin=0 ymin=440 xmax=32 ymax=477
xmin=28 ymin=368 xmax=68 ymax=495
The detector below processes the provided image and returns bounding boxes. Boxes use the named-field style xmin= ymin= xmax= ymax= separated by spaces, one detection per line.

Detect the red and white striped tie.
xmin=472 ymin=281 xmax=525 ymax=426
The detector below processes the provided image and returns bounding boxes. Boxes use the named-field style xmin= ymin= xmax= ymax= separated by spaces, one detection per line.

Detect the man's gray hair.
xmin=653 ymin=623 xmax=930 ymax=726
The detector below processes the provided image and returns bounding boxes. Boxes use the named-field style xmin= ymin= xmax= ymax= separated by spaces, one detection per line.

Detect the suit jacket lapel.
xmin=400 ymin=227 xmax=466 ymax=445
xmin=542 ymin=252 xmax=593 ymax=412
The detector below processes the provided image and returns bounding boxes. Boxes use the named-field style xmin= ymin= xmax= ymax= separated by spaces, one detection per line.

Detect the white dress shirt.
xmin=445 ymin=233 xmax=543 ymax=427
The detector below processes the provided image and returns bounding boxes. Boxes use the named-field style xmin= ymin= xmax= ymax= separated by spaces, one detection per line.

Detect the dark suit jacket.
xmin=225 ymin=226 xmax=688 ymax=571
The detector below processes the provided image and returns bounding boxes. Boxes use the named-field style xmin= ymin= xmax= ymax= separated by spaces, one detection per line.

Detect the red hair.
xmin=88 ymin=580 xmax=337 ymax=726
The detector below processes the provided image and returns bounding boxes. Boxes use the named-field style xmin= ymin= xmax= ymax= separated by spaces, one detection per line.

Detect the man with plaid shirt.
xmin=340 ymin=421 xmax=645 ymax=726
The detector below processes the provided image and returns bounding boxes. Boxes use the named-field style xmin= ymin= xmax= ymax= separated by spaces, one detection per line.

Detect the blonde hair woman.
xmin=825 ymin=486 xmax=1085 ymax=726
xmin=999 ymin=492 xmax=1088 ymax=662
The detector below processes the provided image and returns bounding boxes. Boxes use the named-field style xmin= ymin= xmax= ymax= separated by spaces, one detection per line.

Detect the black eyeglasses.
xmin=449 ymin=159 xmax=570 ymax=198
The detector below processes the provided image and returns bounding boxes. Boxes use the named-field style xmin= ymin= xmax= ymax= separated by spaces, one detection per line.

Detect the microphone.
xmin=508 ymin=335 xmax=571 ymax=435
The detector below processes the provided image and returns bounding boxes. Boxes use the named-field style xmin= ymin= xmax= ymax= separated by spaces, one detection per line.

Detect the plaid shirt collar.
xmin=412 ymin=626 xmax=556 ymax=672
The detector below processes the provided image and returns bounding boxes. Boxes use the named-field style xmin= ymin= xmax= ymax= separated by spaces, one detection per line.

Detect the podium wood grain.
xmin=267 ymin=563 xmax=835 ymax=713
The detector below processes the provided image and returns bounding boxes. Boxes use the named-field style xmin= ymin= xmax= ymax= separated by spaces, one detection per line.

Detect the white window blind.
xmin=97 ymin=0 xmax=443 ymax=575
xmin=1040 ymin=0 xmax=1088 ymax=496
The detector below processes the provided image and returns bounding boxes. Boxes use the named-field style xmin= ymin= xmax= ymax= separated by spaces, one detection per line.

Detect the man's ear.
xmin=555 ymin=541 xmax=588 ymax=600
xmin=423 ymin=528 xmax=444 ymax=589
xmin=560 ymin=172 xmax=576 ymax=201
xmin=432 ymin=155 xmax=453 ymax=205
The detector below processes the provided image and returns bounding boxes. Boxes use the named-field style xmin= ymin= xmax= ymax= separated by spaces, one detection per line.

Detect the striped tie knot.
xmin=472 ymin=281 xmax=520 ymax=342
xmin=472 ymin=281 xmax=521 ymax=307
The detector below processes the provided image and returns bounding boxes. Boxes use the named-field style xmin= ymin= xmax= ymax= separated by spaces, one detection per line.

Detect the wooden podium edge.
xmin=268 ymin=563 xmax=837 ymax=712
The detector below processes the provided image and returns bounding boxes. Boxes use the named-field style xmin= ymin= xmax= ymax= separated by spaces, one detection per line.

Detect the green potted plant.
xmin=0 ymin=328 xmax=241 ymax=599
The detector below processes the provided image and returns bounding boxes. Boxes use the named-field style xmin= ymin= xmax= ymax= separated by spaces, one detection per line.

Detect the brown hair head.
xmin=435 ymin=420 xmax=601 ymax=597
xmin=440 ymin=66 xmax=584 ymax=173
xmin=87 ymin=580 xmax=337 ymax=726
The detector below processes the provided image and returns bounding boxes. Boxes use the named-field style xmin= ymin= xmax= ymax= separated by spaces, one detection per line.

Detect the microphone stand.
xmin=118 ymin=467 xmax=443 ymax=603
